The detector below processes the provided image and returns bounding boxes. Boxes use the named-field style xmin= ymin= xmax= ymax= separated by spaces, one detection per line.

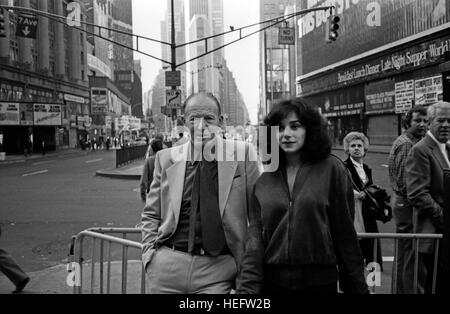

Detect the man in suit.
xmin=406 ymin=101 xmax=450 ymax=294
xmin=141 ymin=92 xmax=261 ymax=294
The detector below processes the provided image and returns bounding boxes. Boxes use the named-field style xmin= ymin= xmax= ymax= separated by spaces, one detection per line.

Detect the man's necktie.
xmin=198 ymin=161 xmax=227 ymax=256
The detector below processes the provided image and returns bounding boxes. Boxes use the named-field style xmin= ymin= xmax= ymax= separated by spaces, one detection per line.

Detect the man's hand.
xmin=358 ymin=191 xmax=367 ymax=200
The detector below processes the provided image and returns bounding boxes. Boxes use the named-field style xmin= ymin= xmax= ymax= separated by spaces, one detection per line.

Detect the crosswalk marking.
xmin=86 ymin=158 xmax=103 ymax=164
xmin=22 ymin=170 xmax=49 ymax=177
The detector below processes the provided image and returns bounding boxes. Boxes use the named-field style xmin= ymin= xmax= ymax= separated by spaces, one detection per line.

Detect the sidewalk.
xmin=94 ymin=144 xmax=392 ymax=181
xmin=0 ymin=261 xmax=144 ymax=294
xmin=0 ymin=148 xmax=90 ymax=166
xmin=96 ymin=160 xmax=144 ymax=180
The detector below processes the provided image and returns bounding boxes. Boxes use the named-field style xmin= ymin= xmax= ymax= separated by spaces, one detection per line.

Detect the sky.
xmin=132 ymin=0 xmax=260 ymax=124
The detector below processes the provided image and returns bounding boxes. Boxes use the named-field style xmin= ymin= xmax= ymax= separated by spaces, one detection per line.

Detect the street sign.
xmin=165 ymin=71 xmax=181 ymax=87
xmin=279 ymin=27 xmax=295 ymax=45
xmin=16 ymin=15 xmax=38 ymax=39
xmin=166 ymin=89 xmax=182 ymax=109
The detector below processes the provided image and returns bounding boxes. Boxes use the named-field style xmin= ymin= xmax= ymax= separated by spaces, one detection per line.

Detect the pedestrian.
xmin=343 ymin=132 xmax=383 ymax=270
xmin=41 ymin=140 xmax=46 ymax=156
xmin=237 ymin=98 xmax=368 ymax=295
xmin=388 ymin=106 xmax=428 ymax=294
xmin=0 ymin=225 xmax=30 ymax=293
xmin=141 ymin=92 xmax=261 ymax=294
xmin=139 ymin=139 xmax=163 ymax=202
xmin=106 ymin=137 xmax=111 ymax=151
xmin=406 ymin=101 xmax=450 ymax=294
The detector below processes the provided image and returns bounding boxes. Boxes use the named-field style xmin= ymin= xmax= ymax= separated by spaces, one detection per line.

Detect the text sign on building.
xmin=34 ymin=104 xmax=62 ymax=126
xmin=166 ymin=89 xmax=182 ymax=109
xmin=0 ymin=103 xmax=20 ymax=125
xmin=415 ymin=75 xmax=443 ymax=106
xmin=395 ymin=80 xmax=415 ymax=114
xmin=165 ymin=71 xmax=181 ymax=87
xmin=279 ymin=27 xmax=295 ymax=45
xmin=20 ymin=103 xmax=34 ymax=126
xmin=16 ymin=15 xmax=38 ymax=39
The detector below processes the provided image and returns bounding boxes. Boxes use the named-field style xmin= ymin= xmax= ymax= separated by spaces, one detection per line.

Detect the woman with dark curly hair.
xmin=236 ymin=98 xmax=368 ymax=295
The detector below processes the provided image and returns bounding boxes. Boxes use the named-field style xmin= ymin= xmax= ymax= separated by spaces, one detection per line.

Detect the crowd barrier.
xmin=116 ymin=145 xmax=147 ymax=168
xmin=69 ymin=229 xmax=443 ymax=294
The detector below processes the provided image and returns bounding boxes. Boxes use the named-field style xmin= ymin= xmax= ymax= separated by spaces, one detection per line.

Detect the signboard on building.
xmin=165 ymin=71 xmax=181 ymax=87
xmin=0 ymin=103 xmax=20 ymax=125
xmin=34 ymin=104 xmax=62 ymax=126
xmin=279 ymin=27 xmax=295 ymax=45
xmin=64 ymin=94 xmax=85 ymax=104
xmin=365 ymin=79 xmax=395 ymax=115
xmin=297 ymin=0 xmax=450 ymax=75
xmin=16 ymin=15 xmax=38 ymax=39
xmin=105 ymin=116 xmax=112 ymax=130
xmin=166 ymin=89 xmax=182 ymax=109
xmin=19 ymin=103 xmax=34 ymax=126
xmin=87 ymin=54 xmax=112 ymax=79
xmin=395 ymin=80 xmax=415 ymax=114
xmin=314 ymin=85 xmax=365 ymax=118
xmin=91 ymin=88 xmax=108 ymax=114
xmin=415 ymin=75 xmax=443 ymax=106
xmin=299 ymin=35 xmax=450 ymax=96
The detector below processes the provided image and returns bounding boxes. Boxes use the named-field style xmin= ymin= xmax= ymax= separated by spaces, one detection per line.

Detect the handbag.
xmin=363 ymin=185 xmax=393 ymax=223
xmin=346 ymin=166 xmax=393 ymax=224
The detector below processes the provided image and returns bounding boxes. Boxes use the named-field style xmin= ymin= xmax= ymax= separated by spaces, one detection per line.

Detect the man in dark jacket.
xmin=406 ymin=101 xmax=450 ymax=294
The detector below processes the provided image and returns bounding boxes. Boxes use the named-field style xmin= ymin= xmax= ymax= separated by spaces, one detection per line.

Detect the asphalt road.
xmin=0 ymin=148 xmax=397 ymax=276
xmin=0 ymin=150 xmax=143 ymax=272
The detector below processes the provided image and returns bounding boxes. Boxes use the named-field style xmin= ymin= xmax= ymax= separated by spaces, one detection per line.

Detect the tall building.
xmin=111 ymin=0 xmax=133 ymax=72
xmin=259 ymin=0 xmax=296 ymax=123
xmin=156 ymin=0 xmax=249 ymax=127
xmin=0 ymin=0 xmax=90 ymax=154
xmin=295 ymin=0 xmax=450 ymax=145
xmin=222 ymin=61 xmax=249 ymax=127
xmin=185 ymin=0 xmax=222 ymax=98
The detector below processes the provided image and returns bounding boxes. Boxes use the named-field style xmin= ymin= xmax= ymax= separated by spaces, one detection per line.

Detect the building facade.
xmin=295 ymin=0 xmax=450 ymax=145
xmin=0 ymin=0 xmax=90 ymax=154
xmin=259 ymin=0 xmax=296 ymax=123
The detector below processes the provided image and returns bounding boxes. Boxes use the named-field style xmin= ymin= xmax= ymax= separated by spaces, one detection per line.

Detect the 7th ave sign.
xmin=16 ymin=15 xmax=38 ymax=39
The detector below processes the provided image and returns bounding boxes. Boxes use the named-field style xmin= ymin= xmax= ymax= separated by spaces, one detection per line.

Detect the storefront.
xmin=298 ymin=31 xmax=449 ymax=145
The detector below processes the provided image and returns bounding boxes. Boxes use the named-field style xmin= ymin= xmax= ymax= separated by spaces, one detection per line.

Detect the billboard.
xmin=91 ymin=88 xmax=108 ymax=115
xmin=20 ymin=103 xmax=34 ymax=126
xmin=0 ymin=103 xmax=20 ymax=125
xmin=297 ymin=0 xmax=450 ymax=75
xmin=34 ymin=104 xmax=62 ymax=126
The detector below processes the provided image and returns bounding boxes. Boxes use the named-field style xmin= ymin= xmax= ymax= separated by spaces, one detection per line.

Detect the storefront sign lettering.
xmin=337 ymin=38 xmax=450 ymax=84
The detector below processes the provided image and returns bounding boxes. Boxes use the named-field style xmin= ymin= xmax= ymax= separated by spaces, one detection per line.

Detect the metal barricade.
xmin=71 ymin=228 xmax=443 ymax=294
xmin=116 ymin=145 xmax=147 ymax=168
xmin=358 ymin=233 xmax=443 ymax=294
xmin=71 ymin=228 xmax=144 ymax=294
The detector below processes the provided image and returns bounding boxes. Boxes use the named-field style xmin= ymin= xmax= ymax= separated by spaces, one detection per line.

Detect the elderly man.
xmin=388 ymin=106 xmax=428 ymax=294
xmin=406 ymin=101 xmax=450 ymax=294
xmin=141 ymin=92 xmax=261 ymax=294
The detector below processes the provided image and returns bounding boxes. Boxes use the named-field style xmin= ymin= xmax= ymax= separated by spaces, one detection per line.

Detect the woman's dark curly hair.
xmin=264 ymin=98 xmax=331 ymax=164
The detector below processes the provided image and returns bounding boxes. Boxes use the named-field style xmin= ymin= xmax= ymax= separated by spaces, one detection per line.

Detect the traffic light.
xmin=0 ymin=8 xmax=7 ymax=38
xmin=325 ymin=15 xmax=340 ymax=43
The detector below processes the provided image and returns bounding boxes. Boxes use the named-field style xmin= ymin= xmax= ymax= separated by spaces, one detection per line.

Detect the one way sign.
xmin=16 ymin=15 xmax=38 ymax=39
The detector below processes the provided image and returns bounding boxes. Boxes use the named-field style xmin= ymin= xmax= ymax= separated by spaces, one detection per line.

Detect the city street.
xmin=0 ymin=150 xmax=143 ymax=273
xmin=1 ymin=148 xmax=396 ymax=274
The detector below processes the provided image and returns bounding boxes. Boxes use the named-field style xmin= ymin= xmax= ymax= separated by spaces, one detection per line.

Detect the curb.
xmin=95 ymin=169 xmax=141 ymax=180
